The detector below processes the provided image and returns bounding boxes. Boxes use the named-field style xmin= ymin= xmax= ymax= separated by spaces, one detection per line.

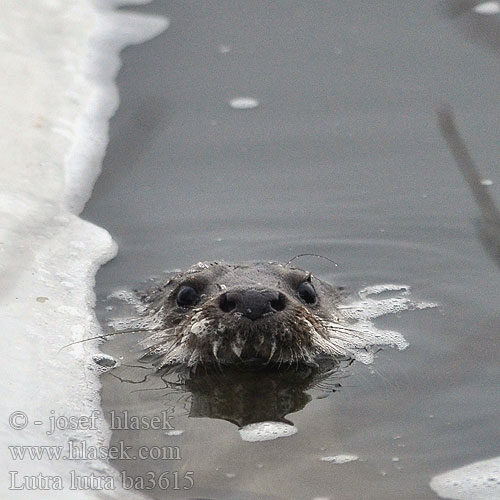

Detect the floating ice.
xmin=430 ymin=456 xmax=500 ymax=500
xmin=320 ymin=454 xmax=359 ymax=464
xmin=239 ymin=421 xmax=298 ymax=442
xmin=229 ymin=97 xmax=260 ymax=109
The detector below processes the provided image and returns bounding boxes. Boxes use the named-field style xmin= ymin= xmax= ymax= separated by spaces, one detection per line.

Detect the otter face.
xmin=140 ymin=261 xmax=355 ymax=371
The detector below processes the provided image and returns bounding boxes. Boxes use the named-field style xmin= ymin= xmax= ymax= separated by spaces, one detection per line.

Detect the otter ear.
xmin=306 ymin=273 xmax=313 ymax=283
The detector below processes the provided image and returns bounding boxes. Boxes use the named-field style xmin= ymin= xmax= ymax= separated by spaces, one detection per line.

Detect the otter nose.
xmin=219 ymin=289 xmax=287 ymax=321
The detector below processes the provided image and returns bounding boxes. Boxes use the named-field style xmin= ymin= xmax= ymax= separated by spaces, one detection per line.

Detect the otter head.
xmin=140 ymin=261 xmax=354 ymax=371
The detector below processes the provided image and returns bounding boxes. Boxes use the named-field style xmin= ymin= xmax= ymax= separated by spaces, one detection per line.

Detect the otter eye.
xmin=176 ymin=286 xmax=199 ymax=307
xmin=297 ymin=281 xmax=317 ymax=304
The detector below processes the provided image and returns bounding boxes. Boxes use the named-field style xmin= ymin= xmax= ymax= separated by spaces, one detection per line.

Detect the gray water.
xmin=83 ymin=1 xmax=500 ymax=499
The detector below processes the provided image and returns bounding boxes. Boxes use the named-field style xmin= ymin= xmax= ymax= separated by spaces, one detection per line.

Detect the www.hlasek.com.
xmin=7 ymin=409 xmax=194 ymax=491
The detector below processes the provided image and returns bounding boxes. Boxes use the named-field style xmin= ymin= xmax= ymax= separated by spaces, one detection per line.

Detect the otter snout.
xmin=219 ymin=289 xmax=287 ymax=321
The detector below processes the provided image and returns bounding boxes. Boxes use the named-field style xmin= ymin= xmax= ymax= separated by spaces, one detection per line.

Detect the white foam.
xmin=164 ymin=430 xmax=185 ymax=436
xmin=473 ymin=2 xmax=500 ymax=15
xmin=430 ymin=456 xmax=500 ymax=500
xmin=337 ymin=284 xmax=437 ymax=363
xmin=239 ymin=421 xmax=298 ymax=442
xmin=0 ymin=1 xmax=167 ymax=498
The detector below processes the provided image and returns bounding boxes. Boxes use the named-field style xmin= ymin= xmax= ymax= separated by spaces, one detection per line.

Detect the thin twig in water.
xmin=437 ymin=107 xmax=500 ymax=225
xmin=58 ymin=326 xmax=162 ymax=352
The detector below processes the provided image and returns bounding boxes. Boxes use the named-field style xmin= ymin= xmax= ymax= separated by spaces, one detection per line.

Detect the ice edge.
xmin=0 ymin=1 xmax=167 ymax=498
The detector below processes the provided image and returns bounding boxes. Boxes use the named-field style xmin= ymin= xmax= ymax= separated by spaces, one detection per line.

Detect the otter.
xmin=135 ymin=261 xmax=366 ymax=371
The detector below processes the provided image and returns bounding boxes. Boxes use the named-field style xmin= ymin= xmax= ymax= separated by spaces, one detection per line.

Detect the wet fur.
xmin=137 ymin=261 xmax=361 ymax=371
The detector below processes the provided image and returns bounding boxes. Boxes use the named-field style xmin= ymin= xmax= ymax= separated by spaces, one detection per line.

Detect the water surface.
xmin=83 ymin=1 xmax=500 ymax=498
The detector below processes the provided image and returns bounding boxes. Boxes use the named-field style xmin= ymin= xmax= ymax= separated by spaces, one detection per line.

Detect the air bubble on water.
xmin=218 ymin=44 xmax=231 ymax=53
xmin=320 ymin=454 xmax=359 ymax=464
xmin=164 ymin=430 xmax=184 ymax=436
xmin=239 ymin=421 xmax=297 ymax=442
xmin=473 ymin=2 xmax=500 ymax=14
xmin=480 ymin=179 xmax=493 ymax=186
xmin=229 ymin=97 xmax=259 ymax=110
xmin=92 ymin=354 xmax=118 ymax=372
xmin=107 ymin=290 xmax=143 ymax=307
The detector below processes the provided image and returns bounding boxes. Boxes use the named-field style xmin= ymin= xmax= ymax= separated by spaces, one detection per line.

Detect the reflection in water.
xmin=109 ymin=360 xmax=344 ymax=431
xmin=180 ymin=364 xmax=341 ymax=428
